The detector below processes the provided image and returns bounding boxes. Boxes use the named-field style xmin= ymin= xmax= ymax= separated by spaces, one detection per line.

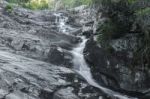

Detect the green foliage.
xmin=97 ymin=19 xmax=118 ymax=42
xmin=135 ymin=7 xmax=150 ymax=16
xmin=127 ymin=0 xmax=137 ymax=4
xmin=135 ymin=7 xmax=150 ymax=40
xmin=97 ymin=33 xmax=115 ymax=54
xmin=96 ymin=0 xmax=134 ymax=41
xmin=5 ymin=4 xmax=13 ymax=13
xmin=7 ymin=0 xmax=92 ymax=10
xmin=7 ymin=0 xmax=49 ymax=10
xmin=94 ymin=0 xmax=150 ymax=68
xmin=6 ymin=0 xmax=29 ymax=4
xmin=134 ymin=7 xmax=150 ymax=68
xmin=23 ymin=0 xmax=49 ymax=10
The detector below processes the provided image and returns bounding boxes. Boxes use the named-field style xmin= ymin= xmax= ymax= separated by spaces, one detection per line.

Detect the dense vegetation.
xmin=6 ymin=0 xmax=92 ymax=10
xmin=94 ymin=0 xmax=150 ymax=68
xmin=6 ymin=0 xmax=49 ymax=9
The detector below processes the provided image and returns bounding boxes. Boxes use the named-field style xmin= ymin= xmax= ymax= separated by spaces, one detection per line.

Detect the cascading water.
xmin=54 ymin=13 xmax=138 ymax=99
xmin=54 ymin=13 xmax=74 ymax=34
xmin=71 ymin=37 xmax=137 ymax=99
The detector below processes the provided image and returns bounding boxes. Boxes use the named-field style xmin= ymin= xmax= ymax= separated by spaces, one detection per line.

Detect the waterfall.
xmin=54 ymin=13 xmax=74 ymax=34
xmin=71 ymin=37 xmax=137 ymax=99
xmin=54 ymin=13 xmax=138 ymax=99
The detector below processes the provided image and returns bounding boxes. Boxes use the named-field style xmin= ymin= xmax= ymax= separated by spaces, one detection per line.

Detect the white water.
xmin=54 ymin=13 xmax=74 ymax=34
xmin=54 ymin=13 xmax=138 ymax=99
xmin=71 ymin=37 xmax=137 ymax=99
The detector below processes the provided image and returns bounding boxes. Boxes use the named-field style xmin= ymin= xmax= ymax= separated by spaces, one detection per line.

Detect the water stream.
xmin=54 ymin=13 xmax=138 ymax=99
xmin=54 ymin=13 xmax=74 ymax=34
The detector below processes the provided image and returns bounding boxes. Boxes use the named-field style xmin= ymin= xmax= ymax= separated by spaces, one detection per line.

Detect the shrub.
xmin=94 ymin=0 xmax=150 ymax=68
xmin=128 ymin=0 xmax=137 ymax=4
xmin=7 ymin=0 xmax=93 ymax=10
xmin=135 ymin=7 xmax=150 ymax=19
xmin=23 ymin=0 xmax=49 ymax=10
xmin=133 ymin=7 xmax=150 ymax=68
xmin=6 ymin=0 xmax=29 ymax=4
xmin=7 ymin=0 xmax=49 ymax=10
xmin=97 ymin=0 xmax=135 ymax=40
xmin=5 ymin=4 xmax=13 ymax=13
xmin=97 ymin=19 xmax=118 ymax=42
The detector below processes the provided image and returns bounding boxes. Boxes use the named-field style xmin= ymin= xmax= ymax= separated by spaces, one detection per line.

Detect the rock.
xmin=84 ymin=38 xmax=119 ymax=88
xmin=48 ymin=45 xmax=73 ymax=67
xmin=39 ymin=89 xmax=53 ymax=99
xmin=108 ymin=34 xmax=150 ymax=92
xmin=0 ymin=5 xmax=108 ymax=99
xmin=84 ymin=34 xmax=150 ymax=93
xmin=84 ymin=37 xmax=146 ymax=97
xmin=1 ymin=2 xmax=148 ymax=99
xmin=109 ymin=34 xmax=138 ymax=52
xmin=142 ymin=93 xmax=150 ymax=99
xmin=70 ymin=5 xmax=88 ymax=13
xmin=53 ymin=87 xmax=79 ymax=99
xmin=11 ymin=39 xmax=26 ymax=51
xmin=82 ymin=26 xmax=93 ymax=38
xmin=48 ymin=45 xmax=65 ymax=65
xmin=0 ymin=5 xmax=80 ymax=62
xmin=0 ymin=50 xmax=74 ymax=99
xmin=84 ymin=38 xmax=107 ymax=69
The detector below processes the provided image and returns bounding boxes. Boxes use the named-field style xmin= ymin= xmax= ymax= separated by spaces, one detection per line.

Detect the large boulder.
xmin=48 ymin=45 xmax=73 ymax=67
xmin=84 ymin=38 xmax=120 ymax=89
xmin=84 ymin=38 xmax=107 ymax=68
xmin=82 ymin=26 xmax=93 ymax=38
xmin=109 ymin=34 xmax=150 ymax=91
xmin=0 ymin=50 xmax=74 ymax=99
xmin=141 ymin=92 xmax=150 ymax=99
xmin=84 ymin=34 xmax=150 ymax=95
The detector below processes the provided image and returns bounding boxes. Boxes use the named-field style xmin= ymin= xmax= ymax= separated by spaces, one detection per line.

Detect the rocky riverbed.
xmin=0 ymin=3 xmax=103 ymax=99
xmin=0 ymin=2 xmax=150 ymax=99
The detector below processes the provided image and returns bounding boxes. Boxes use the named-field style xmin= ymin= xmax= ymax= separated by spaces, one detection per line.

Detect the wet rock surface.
xmin=0 ymin=2 xmax=149 ymax=99
xmin=108 ymin=34 xmax=150 ymax=92
xmin=0 ymin=3 xmax=109 ymax=99
xmin=84 ymin=34 xmax=150 ymax=96
xmin=74 ymin=4 xmax=150 ymax=97
xmin=84 ymin=38 xmax=120 ymax=88
xmin=0 ymin=50 xmax=74 ymax=99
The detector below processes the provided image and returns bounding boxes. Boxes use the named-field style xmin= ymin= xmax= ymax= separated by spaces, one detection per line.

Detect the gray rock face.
xmin=142 ymin=92 xmax=150 ymax=99
xmin=0 ymin=4 xmax=107 ymax=99
xmin=48 ymin=45 xmax=73 ymax=67
xmin=0 ymin=50 xmax=73 ymax=99
xmin=1 ymin=2 xmax=148 ymax=99
xmin=84 ymin=38 xmax=120 ymax=88
xmin=84 ymin=34 xmax=150 ymax=94
xmin=71 ymin=5 xmax=149 ymax=97
xmin=0 ymin=4 xmax=80 ymax=62
xmin=108 ymin=34 xmax=150 ymax=91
